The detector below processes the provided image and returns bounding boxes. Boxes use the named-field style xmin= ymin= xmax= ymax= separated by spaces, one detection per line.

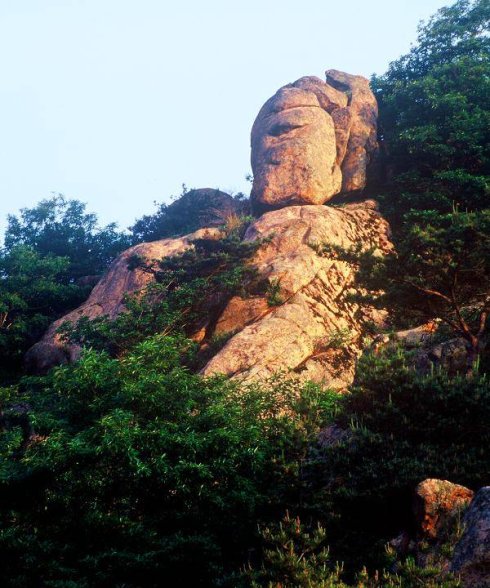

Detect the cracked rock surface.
xmin=202 ymin=201 xmax=392 ymax=388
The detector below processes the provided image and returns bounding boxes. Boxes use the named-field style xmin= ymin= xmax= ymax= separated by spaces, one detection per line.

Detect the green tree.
xmin=243 ymin=512 xmax=345 ymax=588
xmin=4 ymin=195 xmax=130 ymax=281
xmin=0 ymin=246 xmax=81 ymax=380
xmin=320 ymin=209 xmax=490 ymax=368
xmin=0 ymin=335 xmax=329 ymax=586
xmin=372 ymin=0 xmax=490 ymax=219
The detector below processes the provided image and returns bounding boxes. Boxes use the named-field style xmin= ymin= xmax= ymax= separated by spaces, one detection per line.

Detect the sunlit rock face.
xmin=27 ymin=201 xmax=392 ymax=390
xmin=325 ymin=70 xmax=379 ymax=193
xmin=202 ymin=201 xmax=392 ymax=389
xmin=25 ymin=228 xmax=224 ymax=374
xmin=251 ymin=70 xmax=378 ymax=211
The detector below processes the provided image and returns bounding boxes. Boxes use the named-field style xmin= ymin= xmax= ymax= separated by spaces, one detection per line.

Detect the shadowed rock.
xmin=452 ymin=486 xmax=490 ymax=587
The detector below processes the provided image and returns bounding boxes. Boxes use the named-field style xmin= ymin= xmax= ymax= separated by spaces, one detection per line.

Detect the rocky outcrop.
xmin=452 ymin=486 xmax=490 ymax=587
xmin=251 ymin=70 xmax=378 ymax=211
xmin=202 ymin=201 xmax=392 ymax=388
xmin=326 ymin=70 xmax=379 ymax=193
xmin=27 ymin=201 xmax=391 ymax=389
xmin=26 ymin=227 xmax=224 ymax=373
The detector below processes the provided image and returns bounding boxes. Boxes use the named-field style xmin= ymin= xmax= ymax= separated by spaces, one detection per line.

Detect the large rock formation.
xmin=27 ymin=201 xmax=392 ymax=389
xmin=202 ymin=201 xmax=392 ymax=388
xmin=251 ymin=70 xmax=378 ymax=211
xmin=26 ymin=68 xmax=386 ymax=385
xmin=25 ymin=228 xmax=224 ymax=373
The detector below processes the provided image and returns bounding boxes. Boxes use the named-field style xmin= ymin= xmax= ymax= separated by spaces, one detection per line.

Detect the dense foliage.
xmin=243 ymin=513 xmax=461 ymax=587
xmin=0 ymin=197 xmax=130 ymax=381
xmin=0 ymin=1 xmax=488 ymax=586
xmin=306 ymin=348 xmax=490 ymax=571
xmin=372 ymin=0 xmax=490 ymax=220
xmin=0 ymin=336 xmax=329 ymax=586
xmin=5 ymin=195 xmax=130 ymax=281
xmin=0 ymin=247 xmax=82 ymax=380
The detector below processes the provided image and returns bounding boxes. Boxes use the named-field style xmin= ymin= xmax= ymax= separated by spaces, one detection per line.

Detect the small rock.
xmin=414 ymin=479 xmax=474 ymax=541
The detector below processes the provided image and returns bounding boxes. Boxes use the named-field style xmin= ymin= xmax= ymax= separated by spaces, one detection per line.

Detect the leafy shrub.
xmin=0 ymin=335 xmax=330 ymax=586
xmin=306 ymin=347 xmax=490 ymax=569
xmin=266 ymin=278 xmax=284 ymax=307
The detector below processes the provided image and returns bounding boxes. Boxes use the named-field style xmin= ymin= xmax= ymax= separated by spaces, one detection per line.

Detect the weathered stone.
xmin=213 ymin=296 xmax=270 ymax=337
xmin=414 ymin=479 xmax=474 ymax=541
xmin=251 ymin=69 xmax=378 ymax=210
xmin=291 ymin=76 xmax=348 ymax=112
xmin=452 ymin=487 xmax=490 ymax=587
xmin=202 ymin=201 xmax=392 ymax=388
xmin=24 ymin=342 xmax=70 ymax=375
xmin=326 ymin=70 xmax=378 ymax=193
xmin=251 ymin=86 xmax=340 ymax=210
xmin=26 ymin=227 xmax=224 ymax=373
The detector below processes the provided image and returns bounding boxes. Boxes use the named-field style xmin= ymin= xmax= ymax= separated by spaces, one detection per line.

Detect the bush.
xmin=307 ymin=347 xmax=490 ymax=569
xmin=0 ymin=335 xmax=330 ymax=586
xmin=241 ymin=513 xmax=460 ymax=587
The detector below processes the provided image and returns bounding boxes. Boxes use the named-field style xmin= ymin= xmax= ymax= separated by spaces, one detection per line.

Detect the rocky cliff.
xmin=202 ymin=201 xmax=391 ymax=387
xmin=27 ymin=201 xmax=391 ymax=389
xmin=27 ymin=69 xmax=391 ymax=389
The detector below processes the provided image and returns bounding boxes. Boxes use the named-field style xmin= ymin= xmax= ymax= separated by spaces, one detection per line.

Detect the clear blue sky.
xmin=0 ymin=0 xmax=449 ymax=235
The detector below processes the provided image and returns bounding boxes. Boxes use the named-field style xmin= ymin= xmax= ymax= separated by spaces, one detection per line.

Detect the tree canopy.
xmin=372 ymin=0 xmax=490 ymax=219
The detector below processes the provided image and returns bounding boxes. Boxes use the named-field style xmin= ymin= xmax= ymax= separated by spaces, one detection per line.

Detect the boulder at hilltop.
xmin=203 ymin=201 xmax=392 ymax=388
xmin=26 ymin=227 xmax=224 ymax=374
xmin=251 ymin=70 xmax=378 ymax=211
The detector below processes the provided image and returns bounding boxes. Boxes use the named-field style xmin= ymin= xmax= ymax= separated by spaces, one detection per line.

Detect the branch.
xmin=398 ymin=279 xmax=452 ymax=303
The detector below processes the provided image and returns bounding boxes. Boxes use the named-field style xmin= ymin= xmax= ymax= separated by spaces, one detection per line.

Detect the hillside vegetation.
xmin=0 ymin=1 xmax=489 ymax=586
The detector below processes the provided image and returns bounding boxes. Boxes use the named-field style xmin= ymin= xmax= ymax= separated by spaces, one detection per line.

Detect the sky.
xmin=0 ymin=0 xmax=450 ymax=235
